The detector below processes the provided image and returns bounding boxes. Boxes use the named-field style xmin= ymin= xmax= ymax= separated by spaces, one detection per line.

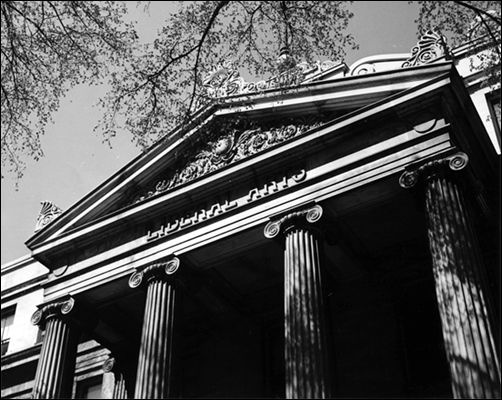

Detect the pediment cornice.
xmin=123 ymin=115 xmax=327 ymax=208
xmin=25 ymin=62 xmax=456 ymax=259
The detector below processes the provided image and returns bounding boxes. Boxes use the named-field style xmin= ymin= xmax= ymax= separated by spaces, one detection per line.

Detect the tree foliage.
xmin=96 ymin=1 xmax=357 ymax=149
xmin=1 ymin=1 xmax=357 ymax=181
xmin=414 ymin=1 xmax=501 ymax=85
xmin=1 ymin=1 xmax=137 ymax=179
xmin=2 ymin=1 xmax=499 ymax=182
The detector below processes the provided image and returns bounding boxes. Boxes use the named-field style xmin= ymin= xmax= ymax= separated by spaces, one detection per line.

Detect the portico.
xmin=25 ymin=54 xmax=500 ymax=399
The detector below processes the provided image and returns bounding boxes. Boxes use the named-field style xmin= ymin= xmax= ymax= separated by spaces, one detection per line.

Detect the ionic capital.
xmin=264 ymin=203 xmax=323 ymax=239
xmin=129 ymin=256 xmax=180 ymax=289
xmin=399 ymin=152 xmax=469 ymax=189
xmin=103 ymin=355 xmax=121 ymax=374
xmin=31 ymin=296 xmax=76 ymax=328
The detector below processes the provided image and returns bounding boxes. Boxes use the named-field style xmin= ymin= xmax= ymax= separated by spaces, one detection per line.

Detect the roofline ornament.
xmin=34 ymin=201 xmax=63 ymax=232
xmin=127 ymin=117 xmax=325 ymax=206
xmin=402 ymin=30 xmax=450 ymax=68
xmin=202 ymin=59 xmax=341 ymax=99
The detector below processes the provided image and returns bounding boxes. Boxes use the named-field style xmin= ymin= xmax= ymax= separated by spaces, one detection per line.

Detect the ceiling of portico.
xmin=76 ymin=171 xmax=430 ymax=356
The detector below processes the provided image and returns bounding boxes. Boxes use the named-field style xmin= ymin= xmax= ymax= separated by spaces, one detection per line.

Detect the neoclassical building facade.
xmin=1 ymin=32 xmax=501 ymax=399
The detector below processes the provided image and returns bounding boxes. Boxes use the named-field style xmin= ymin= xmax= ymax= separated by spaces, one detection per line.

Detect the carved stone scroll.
xmin=202 ymin=59 xmax=340 ymax=99
xmin=399 ymin=152 xmax=469 ymax=189
xmin=102 ymin=356 xmax=129 ymax=399
xmin=34 ymin=201 xmax=63 ymax=232
xmin=31 ymin=297 xmax=76 ymax=329
xmin=129 ymin=118 xmax=324 ymax=206
xmin=402 ymin=30 xmax=449 ymax=68
xmin=264 ymin=204 xmax=323 ymax=239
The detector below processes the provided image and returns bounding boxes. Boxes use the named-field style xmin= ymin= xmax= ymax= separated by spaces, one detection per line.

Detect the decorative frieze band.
xmin=129 ymin=117 xmax=323 ymax=206
xmin=202 ymin=59 xmax=340 ymax=99
xmin=399 ymin=152 xmax=469 ymax=189
xmin=129 ymin=257 xmax=180 ymax=289
xmin=31 ymin=297 xmax=76 ymax=327
xmin=264 ymin=204 xmax=323 ymax=238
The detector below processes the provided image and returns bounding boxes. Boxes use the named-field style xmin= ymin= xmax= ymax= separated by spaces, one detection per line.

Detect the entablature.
xmin=25 ymin=62 xmax=455 ymax=252
xmin=26 ymin=61 xmax=498 ymax=277
xmin=31 ymin=82 xmax=455 ymax=272
xmin=42 ymin=123 xmax=455 ymax=302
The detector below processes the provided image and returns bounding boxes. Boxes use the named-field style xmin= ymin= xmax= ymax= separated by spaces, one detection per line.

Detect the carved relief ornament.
xmin=202 ymin=59 xmax=340 ymax=99
xmin=31 ymin=297 xmax=76 ymax=327
xmin=34 ymin=201 xmax=63 ymax=232
xmin=129 ymin=257 xmax=180 ymax=289
xmin=399 ymin=152 xmax=469 ymax=189
xmin=264 ymin=204 xmax=323 ymax=238
xmin=130 ymin=118 xmax=324 ymax=205
xmin=103 ymin=356 xmax=116 ymax=373
xmin=144 ymin=168 xmax=306 ymax=244
xmin=402 ymin=30 xmax=449 ymax=68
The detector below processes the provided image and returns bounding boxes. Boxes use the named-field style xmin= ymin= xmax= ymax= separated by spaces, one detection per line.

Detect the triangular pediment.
xmin=26 ymin=61 xmax=457 ymax=265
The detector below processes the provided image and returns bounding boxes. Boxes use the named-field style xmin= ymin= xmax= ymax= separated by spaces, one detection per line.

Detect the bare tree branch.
xmin=185 ymin=1 xmax=230 ymax=120
xmin=453 ymin=1 xmax=501 ymax=25
xmin=1 ymin=1 xmax=359 ymax=180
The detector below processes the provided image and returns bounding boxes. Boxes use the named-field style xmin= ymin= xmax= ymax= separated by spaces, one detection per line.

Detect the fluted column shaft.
xmin=102 ymin=356 xmax=129 ymax=399
xmin=136 ymin=279 xmax=175 ymax=398
xmin=400 ymin=152 xmax=501 ymax=399
xmin=265 ymin=204 xmax=330 ymax=399
xmin=113 ymin=375 xmax=127 ymax=399
xmin=285 ymin=226 xmax=330 ymax=398
xmin=31 ymin=297 xmax=80 ymax=399
xmin=129 ymin=257 xmax=180 ymax=399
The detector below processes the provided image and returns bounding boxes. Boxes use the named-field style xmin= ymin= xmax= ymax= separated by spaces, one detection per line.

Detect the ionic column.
xmin=30 ymin=297 xmax=81 ymax=399
xmin=400 ymin=152 xmax=501 ymax=399
xmin=265 ymin=204 xmax=331 ymax=399
xmin=129 ymin=257 xmax=180 ymax=399
xmin=102 ymin=356 xmax=128 ymax=399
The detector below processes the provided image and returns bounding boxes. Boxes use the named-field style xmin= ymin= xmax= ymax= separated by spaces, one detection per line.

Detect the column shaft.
xmin=102 ymin=356 xmax=130 ymax=399
xmin=31 ymin=317 xmax=79 ymax=399
xmin=134 ymin=278 xmax=176 ymax=399
xmin=112 ymin=373 xmax=128 ymax=399
xmin=425 ymin=175 xmax=500 ymax=398
xmin=284 ymin=227 xmax=330 ymax=399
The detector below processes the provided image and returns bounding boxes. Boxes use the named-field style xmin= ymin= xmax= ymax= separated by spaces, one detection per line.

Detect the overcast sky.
xmin=1 ymin=1 xmax=420 ymax=264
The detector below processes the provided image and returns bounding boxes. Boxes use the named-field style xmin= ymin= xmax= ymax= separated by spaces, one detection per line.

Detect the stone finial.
xmin=202 ymin=58 xmax=340 ymax=99
xmin=402 ymin=30 xmax=449 ymax=68
xmin=35 ymin=201 xmax=63 ymax=232
xmin=277 ymin=46 xmax=296 ymax=73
